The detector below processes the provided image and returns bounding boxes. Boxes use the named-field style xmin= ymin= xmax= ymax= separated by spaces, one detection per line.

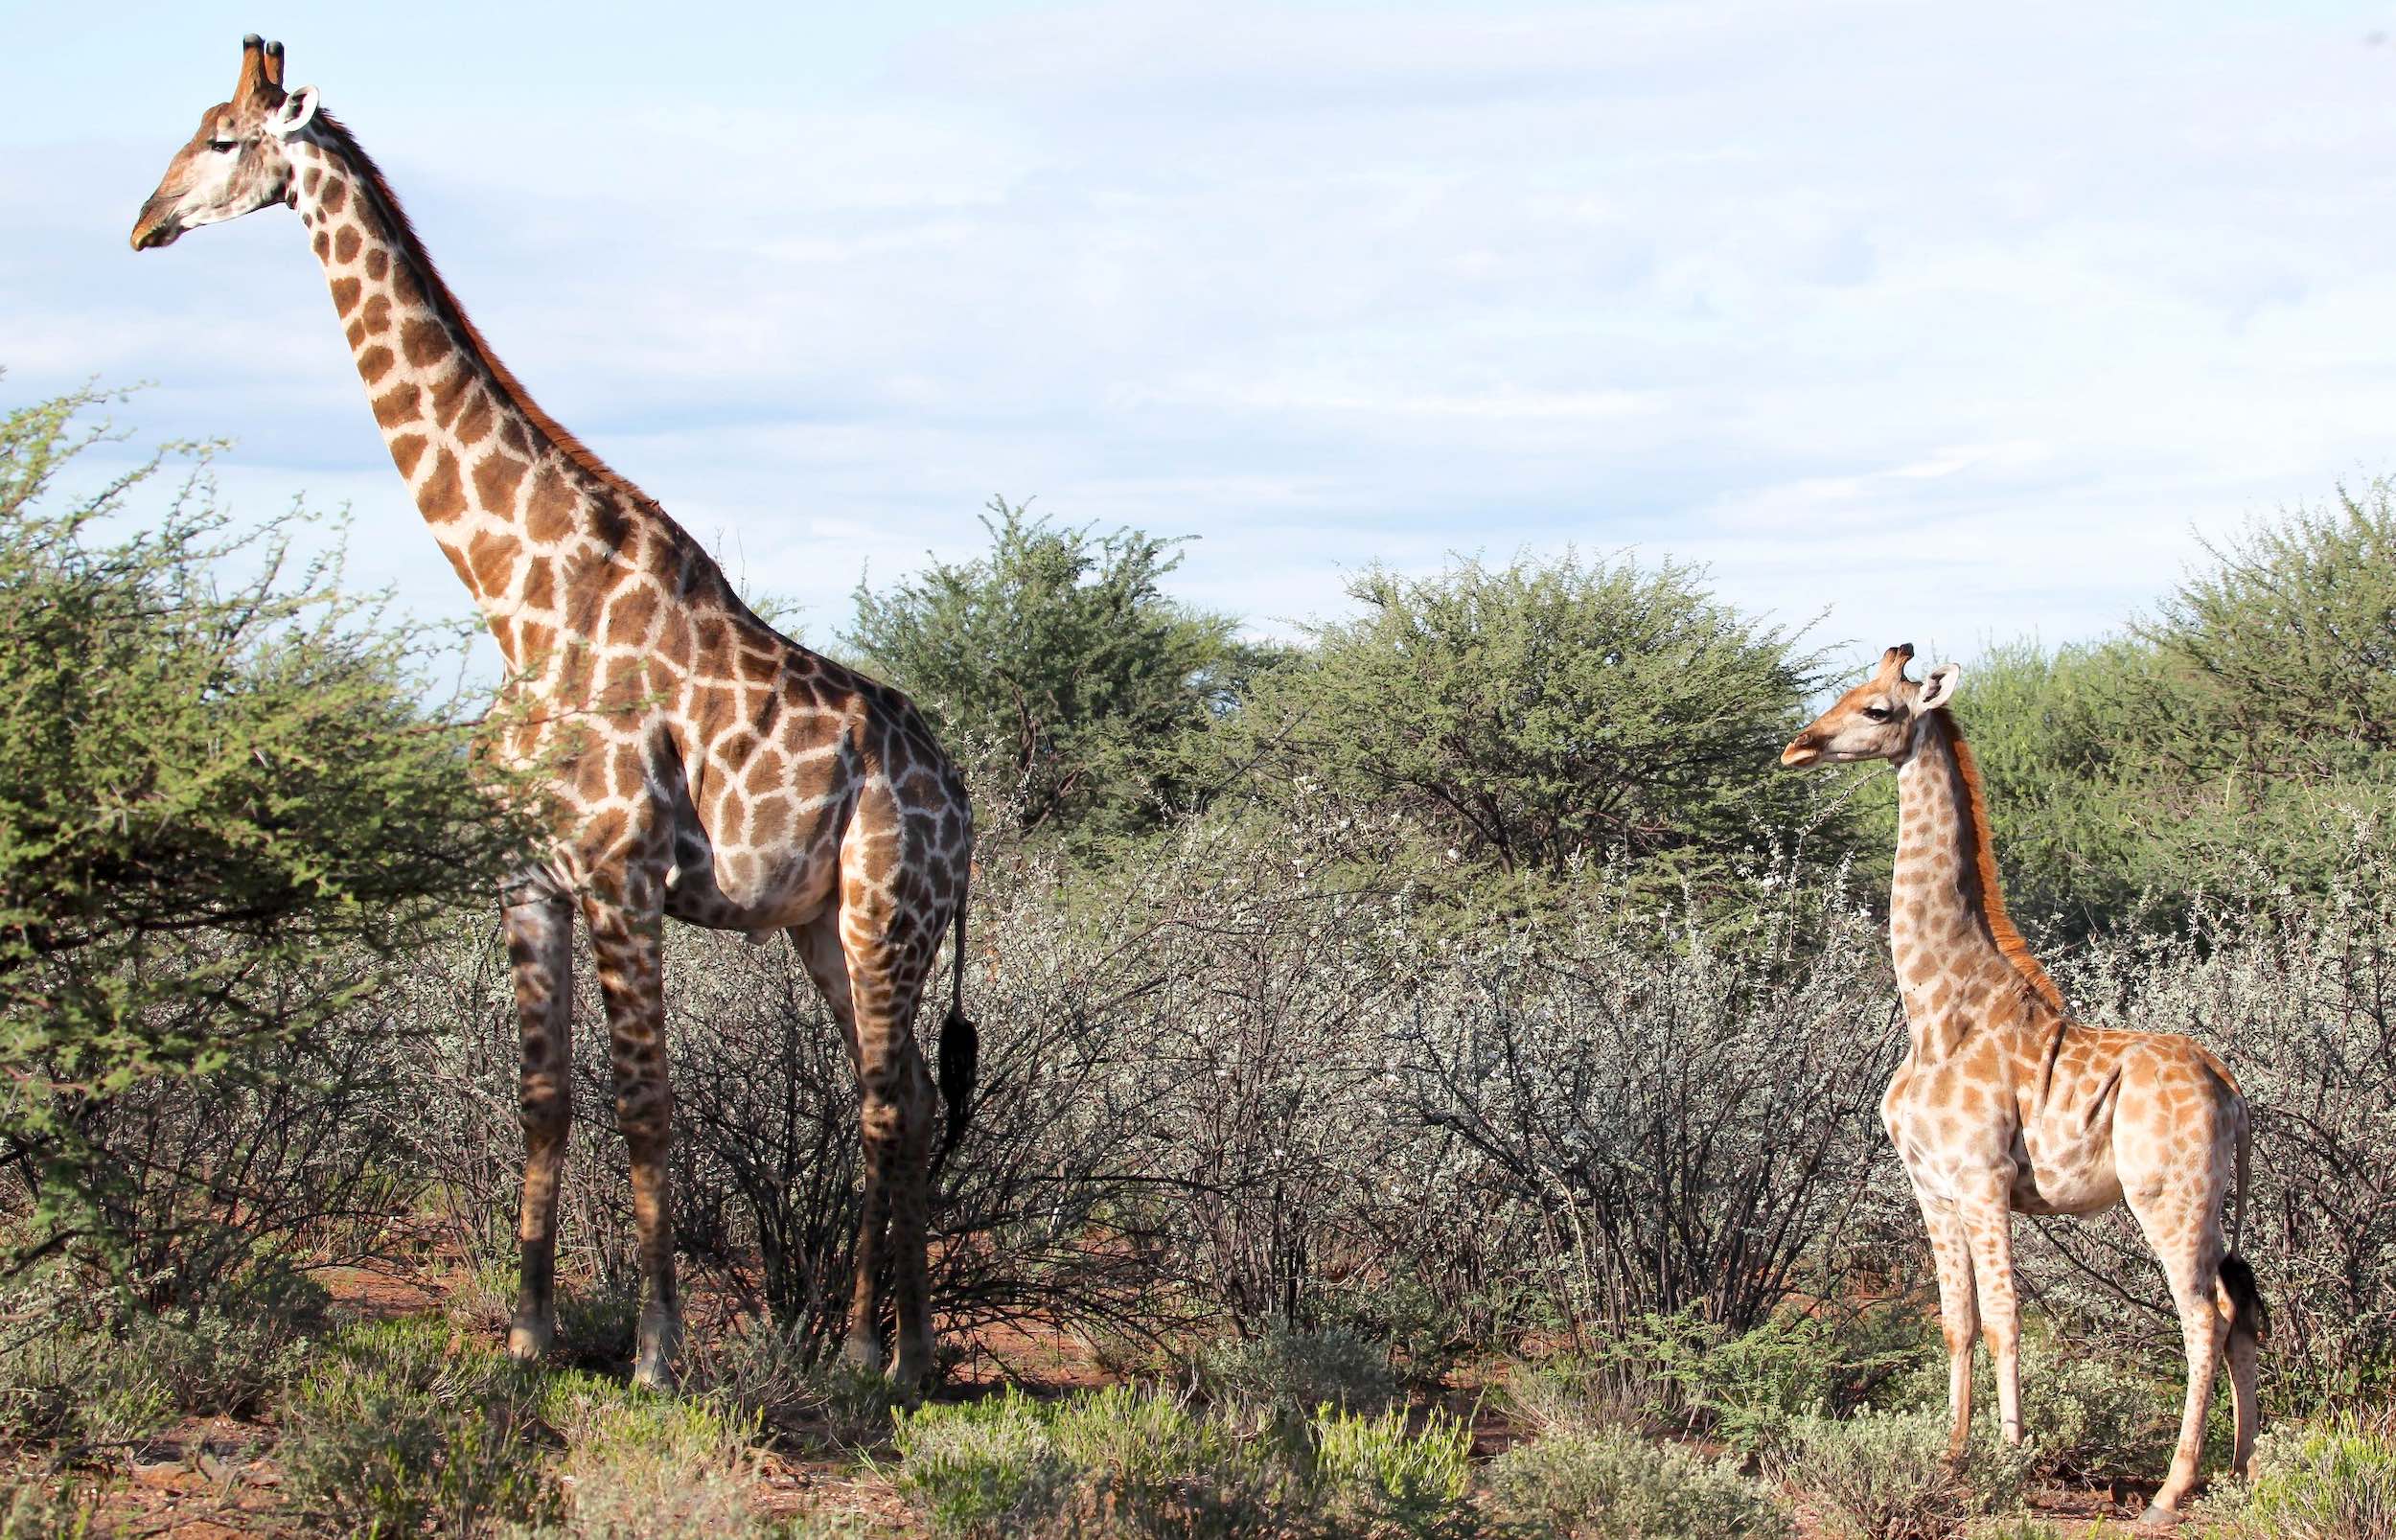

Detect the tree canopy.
xmin=1204 ymin=550 xmax=1844 ymax=904
xmin=1873 ymin=483 xmax=2396 ymax=942
xmin=844 ymin=497 xmax=1277 ymax=840
xmin=0 ymin=382 xmax=538 ymax=1274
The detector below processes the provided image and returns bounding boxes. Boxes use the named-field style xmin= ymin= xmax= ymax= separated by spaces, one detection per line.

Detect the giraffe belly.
xmin=661 ymin=818 xmax=841 ymax=933
xmin=2010 ymin=1125 xmax=2122 ymax=1217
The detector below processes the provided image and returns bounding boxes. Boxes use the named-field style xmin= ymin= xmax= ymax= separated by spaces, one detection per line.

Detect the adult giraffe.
xmin=1782 ymin=645 xmax=2264 ymax=1523
xmin=131 ymin=36 xmax=977 ymax=1392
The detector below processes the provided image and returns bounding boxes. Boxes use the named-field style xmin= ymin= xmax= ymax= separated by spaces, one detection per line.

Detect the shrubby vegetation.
xmin=893 ymin=1384 xmax=1476 ymax=1538
xmin=1901 ymin=480 xmax=2396 ymax=941
xmin=1202 ymin=552 xmax=1850 ymax=912
xmin=0 ymin=383 xmax=537 ymax=1297
xmin=4 ymin=377 xmax=2395 ymax=1532
xmin=2200 ymin=1410 xmax=2396 ymax=1540
xmin=845 ymin=497 xmax=1278 ymax=842
xmin=1771 ymin=1409 xmax=2035 ymax=1540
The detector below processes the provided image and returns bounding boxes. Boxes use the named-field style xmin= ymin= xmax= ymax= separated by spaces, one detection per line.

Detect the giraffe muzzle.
xmin=129 ymin=200 xmax=184 ymax=252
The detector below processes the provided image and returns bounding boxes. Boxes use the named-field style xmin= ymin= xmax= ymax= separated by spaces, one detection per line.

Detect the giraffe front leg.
xmin=504 ymin=892 xmax=574 ymax=1363
xmin=1916 ymin=1187 xmax=1981 ymax=1461
xmin=583 ymin=889 xmax=682 ymax=1392
xmin=1955 ymin=1177 xmax=2023 ymax=1450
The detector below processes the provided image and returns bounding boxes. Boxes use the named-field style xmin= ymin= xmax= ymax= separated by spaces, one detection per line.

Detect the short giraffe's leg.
xmin=505 ymin=894 xmax=575 ymax=1362
xmin=583 ymin=889 xmax=681 ymax=1391
xmin=2225 ymin=1304 xmax=2260 ymax=1478
xmin=1915 ymin=1185 xmax=1981 ymax=1460
xmin=1956 ymin=1176 xmax=2024 ymax=1449
xmin=2128 ymin=1170 xmax=2234 ymax=1520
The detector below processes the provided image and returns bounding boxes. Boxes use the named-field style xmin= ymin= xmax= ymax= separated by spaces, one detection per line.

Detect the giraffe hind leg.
xmin=2129 ymin=1188 xmax=2233 ymax=1520
xmin=792 ymin=918 xmax=886 ymax=1374
xmin=2224 ymin=1303 xmax=2261 ymax=1481
xmin=802 ymin=908 xmax=943 ymax=1392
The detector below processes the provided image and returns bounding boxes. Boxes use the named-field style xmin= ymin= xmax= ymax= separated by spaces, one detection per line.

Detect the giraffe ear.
xmin=1918 ymin=662 xmax=1962 ymax=712
xmin=269 ymin=86 xmax=319 ymax=139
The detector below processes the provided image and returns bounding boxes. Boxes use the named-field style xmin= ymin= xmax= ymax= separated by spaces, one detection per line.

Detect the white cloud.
xmin=12 ymin=0 xmax=2396 ymax=683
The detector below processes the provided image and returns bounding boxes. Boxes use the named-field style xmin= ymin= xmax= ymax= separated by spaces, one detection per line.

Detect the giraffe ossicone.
xmin=133 ymin=35 xmax=979 ymax=1394
xmin=1784 ymin=644 xmax=2266 ymax=1523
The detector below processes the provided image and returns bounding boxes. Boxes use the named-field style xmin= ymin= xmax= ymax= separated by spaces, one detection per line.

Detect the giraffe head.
xmin=129 ymin=35 xmax=320 ymax=251
xmin=1780 ymin=643 xmax=1960 ymax=767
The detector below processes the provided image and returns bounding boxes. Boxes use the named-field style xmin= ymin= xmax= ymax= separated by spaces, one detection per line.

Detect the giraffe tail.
xmin=2217 ymin=1106 xmax=2269 ymax=1345
xmin=2219 ymin=1253 xmax=2269 ymax=1346
xmin=934 ymin=884 xmax=978 ymax=1160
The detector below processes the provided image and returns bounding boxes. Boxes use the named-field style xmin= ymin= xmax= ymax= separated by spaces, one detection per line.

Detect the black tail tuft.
xmin=2220 ymin=1253 xmax=2269 ymax=1345
xmin=936 ymin=1004 xmax=978 ymax=1158
xmin=934 ymin=875 xmax=977 ymax=1160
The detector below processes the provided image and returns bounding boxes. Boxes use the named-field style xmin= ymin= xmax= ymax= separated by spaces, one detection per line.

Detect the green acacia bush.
xmin=2200 ymin=1412 xmax=2396 ymax=1540
xmin=892 ymin=1385 xmax=1475 ymax=1538
xmin=1486 ymin=1421 xmax=1791 ymax=1540
xmin=1530 ymin=1305 xmax=1934 ymax=1451
xmin=1884 ymin=484 xmax=2396 ymax=942
xmin=845 ymin=497 xmax=1275 ymax=841
xmin=1771 ymin=1409 xmax=2033 ymax=1540
xmin=534 ymin=1376 xmax=761 ymax=1539
xmin=1205 ymin=550 xmax=1849 ymax=908
xmin=1193 ymin=1326 xmax=1399 ymax=1425
xmin=0 ymin=382 xmax=537 ymax=1293
xmin=279 ymin=1319 xmax=560 ymax=1538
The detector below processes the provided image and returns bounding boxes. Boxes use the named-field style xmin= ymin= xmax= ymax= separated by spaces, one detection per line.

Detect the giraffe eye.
xmin=1861 ymin=705 xmax=1893 ymax=722
xmin=210 ymin=139 xmax=239 ymax=152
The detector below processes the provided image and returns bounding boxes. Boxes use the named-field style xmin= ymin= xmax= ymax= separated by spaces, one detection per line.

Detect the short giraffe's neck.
xmin=1890 ymin=712 xmax=2063 ymax=1058
xmin=283 ymin=120 xmax=688 ymax=674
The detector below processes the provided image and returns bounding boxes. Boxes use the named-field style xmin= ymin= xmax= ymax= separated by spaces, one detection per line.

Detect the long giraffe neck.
xmin=1890 ymin=712 xmax=2063 ymax=1058
xmin=282 ymin=118 xmax=720 ymax=677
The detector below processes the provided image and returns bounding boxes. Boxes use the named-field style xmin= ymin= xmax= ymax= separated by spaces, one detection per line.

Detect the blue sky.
xmin=12 ymin=1 xmax=2396 ymax=677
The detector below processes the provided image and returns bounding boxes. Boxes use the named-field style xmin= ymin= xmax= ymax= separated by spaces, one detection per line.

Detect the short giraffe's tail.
xmin=2220 ymin=1253 xmax=2268 ymax=1345
xmin=2218 ymin=1108 xmax=2269 ymax=1345
xmin=934 ymin=881 xmax=978 ymax=1160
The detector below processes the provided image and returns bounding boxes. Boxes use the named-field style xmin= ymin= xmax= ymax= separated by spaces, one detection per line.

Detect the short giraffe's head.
xmin=130 ymin=35 xmax=320 ymax=252
xmin=1780 ymin=643 xmax=1960 ymax=768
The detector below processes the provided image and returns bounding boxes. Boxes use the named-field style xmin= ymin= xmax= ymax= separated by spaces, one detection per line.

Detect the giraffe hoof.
xmin=632 ymin=1304 xmax=682 ymax=1392
xmin=894 ymin=1350 xmax=937 ymax=1398
xmin=505 ymin=1318 xmax=553 ymax=1362
xmin=2135 ymin=1502 xmax=2186 ymax=1528
xmin=838 ymin=1334 xmax=883 ymax=1376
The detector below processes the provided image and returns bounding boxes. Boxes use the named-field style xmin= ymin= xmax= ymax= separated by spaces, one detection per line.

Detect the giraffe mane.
xmin=311 ymin=111 xmax=668 ymax=521
xmin=1938 ymin=714 xmax=2065 ymax=1013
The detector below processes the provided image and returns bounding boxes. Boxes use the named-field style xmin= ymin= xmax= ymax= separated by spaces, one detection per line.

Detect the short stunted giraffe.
xmin=131 ymin=37 xmax=978 ymax=1392
xmin=1782 ymin=645 xmax=2265 ymax=1524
